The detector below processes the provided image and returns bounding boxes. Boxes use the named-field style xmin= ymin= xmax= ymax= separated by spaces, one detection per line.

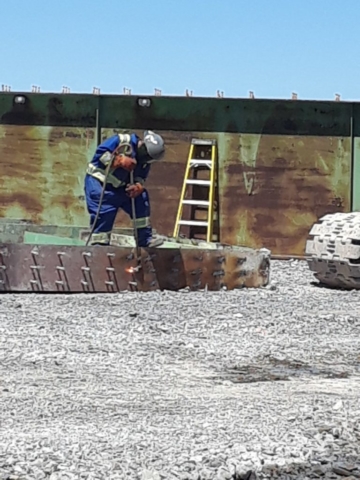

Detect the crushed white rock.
xmin=0 ymin=260 xmax=359 ymax=480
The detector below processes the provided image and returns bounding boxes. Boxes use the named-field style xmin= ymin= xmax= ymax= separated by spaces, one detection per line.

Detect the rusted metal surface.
xmin=0 ymin=125 xmax=96 ymax=226
xmin=218 ymin=133 xmax=351 ymax=256
xmin=102 ymin=129 xmax=351 ymax=256
xmin=135 ymin=131 xmax=351 ymax=256
xmin=0 ymin=243 xmax=270 ymax=292
xmin=0 ymin=125 xmax=352 ymax=256
xmin=0 ymin=90 xmax=355 ymax=258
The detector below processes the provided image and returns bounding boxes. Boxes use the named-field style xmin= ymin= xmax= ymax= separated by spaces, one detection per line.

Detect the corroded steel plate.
xmin=0 ymin=243 xmax=270 ymax=293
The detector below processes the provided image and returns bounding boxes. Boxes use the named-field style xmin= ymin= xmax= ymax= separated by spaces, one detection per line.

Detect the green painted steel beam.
xmin=0 ymin=92 xmax=353 ymax=136
xmin=100 ymin=95 xmax=352 ymax=136
xmin=0 ymin=92 xmax=99 ymax=127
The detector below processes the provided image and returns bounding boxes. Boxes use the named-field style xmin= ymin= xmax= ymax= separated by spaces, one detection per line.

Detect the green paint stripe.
xmin=23 ymin=232 xmax=86 ymax=246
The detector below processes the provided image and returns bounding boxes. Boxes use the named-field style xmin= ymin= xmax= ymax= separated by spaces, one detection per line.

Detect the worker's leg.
xmin=84 ymin=175 xmax=118 ymax=245
xmin=120 ymin=189 xmax=153 ymax=247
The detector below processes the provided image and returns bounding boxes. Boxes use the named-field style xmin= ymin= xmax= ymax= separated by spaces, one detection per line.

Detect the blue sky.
xmin=0 ymin=0 xmax=357 ymax=100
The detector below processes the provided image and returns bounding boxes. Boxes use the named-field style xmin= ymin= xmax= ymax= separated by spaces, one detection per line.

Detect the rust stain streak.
xmin=219 ymin=134 xmax=351 ymax=255
xmin=239 ymin=134 xmax=261 ymax=195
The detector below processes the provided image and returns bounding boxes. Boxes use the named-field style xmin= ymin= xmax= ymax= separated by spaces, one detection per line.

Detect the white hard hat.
xmin=143 ymin=130 xmax=165 ymax=161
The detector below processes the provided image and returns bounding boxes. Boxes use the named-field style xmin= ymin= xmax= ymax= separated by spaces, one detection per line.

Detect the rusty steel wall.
xmin=218 ymin=133 xmax=351 ymax=254
xmin=102 ymin=128 xmax=351 ymax=254
xmin=0 ymin=125 xmax=96 ymax=226
xmin=0 ymin=92 xmax=356 ymax=256
xmin=0 ymin=125 xmax=352 ymax=256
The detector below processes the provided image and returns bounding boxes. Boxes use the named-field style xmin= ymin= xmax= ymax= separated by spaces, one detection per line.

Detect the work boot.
xmin=147 ymin=236 xmax=164 ymax=248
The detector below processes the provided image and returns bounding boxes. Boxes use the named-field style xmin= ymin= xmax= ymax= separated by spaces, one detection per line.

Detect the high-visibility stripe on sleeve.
xmin=116 ymin=134 xmax=133 ymax=156
xmin=86 ymin=164 xmax=125 ymax=188
xmin=118 ymin=133 xmax=131 ymax=144
xmin=99 ymin=151 xmax=113 ymax=165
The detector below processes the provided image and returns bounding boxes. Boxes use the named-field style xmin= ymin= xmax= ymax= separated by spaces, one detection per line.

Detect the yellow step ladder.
xmin=173 ymin=138 xmax=218 ymax=242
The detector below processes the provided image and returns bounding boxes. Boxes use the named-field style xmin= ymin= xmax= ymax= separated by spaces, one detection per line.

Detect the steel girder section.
xmin=0 ymin=244 xmax=270 ymax=293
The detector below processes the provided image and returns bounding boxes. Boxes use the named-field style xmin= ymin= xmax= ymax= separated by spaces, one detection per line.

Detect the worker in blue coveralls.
xmin=84 ymin=130 xmax=165 ymax=247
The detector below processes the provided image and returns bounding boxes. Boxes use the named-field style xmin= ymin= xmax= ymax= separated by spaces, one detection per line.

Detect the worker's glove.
xmin=113 ymin=155 xmax=137 ymax=172
xmin=125 ymin=183 xmax=144 ymax=198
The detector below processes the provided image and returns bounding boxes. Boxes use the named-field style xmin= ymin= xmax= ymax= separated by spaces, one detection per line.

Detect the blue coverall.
xmin=84 ymin=133 xmax=152 ymax=246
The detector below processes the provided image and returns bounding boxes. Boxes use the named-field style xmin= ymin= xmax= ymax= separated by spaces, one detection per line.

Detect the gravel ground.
xmin=0 ymin=259 xmax=360 ymax=480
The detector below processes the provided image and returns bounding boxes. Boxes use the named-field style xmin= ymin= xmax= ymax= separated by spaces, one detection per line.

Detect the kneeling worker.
xmin=84 ymin=130 xmax=165 ymax=247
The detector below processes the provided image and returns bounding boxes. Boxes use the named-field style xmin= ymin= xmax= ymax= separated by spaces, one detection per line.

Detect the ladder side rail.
xmin=173 ymin=143 xmax=194 ymax=238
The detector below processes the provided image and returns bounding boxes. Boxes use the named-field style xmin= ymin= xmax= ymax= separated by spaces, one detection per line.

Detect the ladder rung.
xmin=182 ymin=200 xmax=210 ymax=206
xmin=178 ymin=220 xmax=209 ymax=226
xmin=191 ymin=139 xmax=217 ymax=146
xmin=190 ymin=160 xmax=212 ymax=167
xmin=186 ymin=179 xmax=211 ymax=185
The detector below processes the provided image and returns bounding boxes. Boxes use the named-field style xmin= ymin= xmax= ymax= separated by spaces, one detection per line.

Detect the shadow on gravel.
xmin=310 ymin=281 xmax=351 ymax=291
xmin=256 ymin=456 xmax=360 ymax=480
xmin=192 ymin=471 xmax=257 ymax=480
xmin=192 ymin=456 xmax=360 ymax=480
xmin=215 ymin=357 xmax=350 ymax=384
xmin=233 ymin=471 xmax=257 ymax=480
xmin=201 ymin=455 xmax=360 ymax=480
